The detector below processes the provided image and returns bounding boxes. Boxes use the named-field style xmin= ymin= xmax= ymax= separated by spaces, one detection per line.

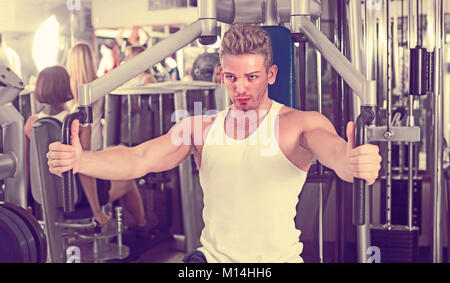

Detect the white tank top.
xmin=198 ymin=100 xmax=307 ymax=263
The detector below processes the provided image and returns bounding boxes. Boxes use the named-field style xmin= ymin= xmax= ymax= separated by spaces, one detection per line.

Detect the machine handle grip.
xmin=61 ymin=107 xmax=92 ymax=213
xmin=352 ymin=107 xmax=376 ymax=226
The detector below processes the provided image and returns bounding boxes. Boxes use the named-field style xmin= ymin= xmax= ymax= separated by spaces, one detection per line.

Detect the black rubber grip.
xmin=352 ymin=107 xmax=376 ymax=226
xmin=353 ymin=116 xmax=366 ymax=226
xmin=61 ymin=110 xmax=88 ymax=213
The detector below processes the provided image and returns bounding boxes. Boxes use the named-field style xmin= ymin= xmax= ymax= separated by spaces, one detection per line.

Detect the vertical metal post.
xmin=297 ymin=42 xmax=307 ymax=111
xmin=431 ymin=0 xmax=444 ymax=263
xmin=348 ymin=0 xmax=371 ymax=263
xmin=385 ymin=0 xmax=393 ymax=229
xmin=159 ymin=94 xmax=166 ymax=193
xmin=316 ymin=18 xmax=324 ymax=264
xmin=263 ymin=0 xmax=279 ymax=25
xmin=115 ymin=206 xmax=124 ymax=257
xmin=347 ymin=0 xmax=362 ymax=118
xmin=174 ymin=90 xmax=198 ymax=252
xmin=127 ymin=95 xmax=132 ymax=146
xmin=336 ymin=0 xmax=347 ymax=262
xmin=408 ymin=96 xmax=415 ymax=230
xmin=408 ymin=0 xmax=417 ymax=48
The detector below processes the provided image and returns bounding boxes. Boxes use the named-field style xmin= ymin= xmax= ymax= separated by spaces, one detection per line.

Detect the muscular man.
xmin=47 ymin=24 xmax=381 ymax=263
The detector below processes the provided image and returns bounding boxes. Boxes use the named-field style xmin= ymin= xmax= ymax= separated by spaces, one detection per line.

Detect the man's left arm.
xmin=298 ymin=112 xmax=382 ymax=185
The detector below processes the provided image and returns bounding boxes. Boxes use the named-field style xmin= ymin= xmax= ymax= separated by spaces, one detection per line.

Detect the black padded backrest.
xmin=29 ymin=117 xmax=80 ymax=207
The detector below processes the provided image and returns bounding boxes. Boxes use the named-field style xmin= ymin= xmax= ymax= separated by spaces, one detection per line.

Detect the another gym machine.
xmin=0 ymin=65 xmax=47 ymax=263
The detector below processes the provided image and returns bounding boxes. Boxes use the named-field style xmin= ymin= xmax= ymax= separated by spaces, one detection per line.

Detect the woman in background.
xmin=24 ymin=66 xmax=111 ymax=226
xmin=67 ymin=43 xmax=149 ymax=233
xmin=67 ymin=42 xmax=103 ymax=151
xmin=96 ymin=39 xmax=121 ymax=77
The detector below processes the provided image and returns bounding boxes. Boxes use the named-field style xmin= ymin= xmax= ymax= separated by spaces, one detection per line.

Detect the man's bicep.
xmin=299 ymin=112 xmax=338 ymax=150
xmin=299 ymin=112 xmax=344 ymax=165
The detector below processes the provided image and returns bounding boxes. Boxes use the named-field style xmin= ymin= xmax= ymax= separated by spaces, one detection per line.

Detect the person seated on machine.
xmin=47 ymin=24 xmax=382 ymax=263
xmin=67 ymin=42 xmax=153 ymax=239
xmin=25 ymin=66 xmax=149 ymax=237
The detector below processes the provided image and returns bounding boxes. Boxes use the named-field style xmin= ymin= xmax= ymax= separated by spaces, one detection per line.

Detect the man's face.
xmin=219 ymin=53 xmax=277 ymax=111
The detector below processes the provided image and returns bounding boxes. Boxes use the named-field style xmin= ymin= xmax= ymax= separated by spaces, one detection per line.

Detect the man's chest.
xmin=192 ymin=115 xmax=314 ymax=171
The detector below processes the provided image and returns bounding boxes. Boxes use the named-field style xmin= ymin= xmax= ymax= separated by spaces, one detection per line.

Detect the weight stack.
xmin=380 ymin=177 xmax=422 ymax=233
xmin=371 ymin=224 xmax=419 ymax=263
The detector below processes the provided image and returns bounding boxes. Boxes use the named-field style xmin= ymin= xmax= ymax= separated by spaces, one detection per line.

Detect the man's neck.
xmin=229 ymin=96 xmax=273 ymax=117
xmin=225 ymin=98 xmax=273 ymax=138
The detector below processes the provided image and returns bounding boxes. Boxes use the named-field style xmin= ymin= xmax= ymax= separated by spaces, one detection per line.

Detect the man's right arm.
xmin=48 ymin=117 xmax=195 ymax=180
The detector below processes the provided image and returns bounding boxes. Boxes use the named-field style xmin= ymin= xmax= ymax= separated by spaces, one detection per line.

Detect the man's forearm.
xmin=305 ymin=130 xmax=353 ymax=183
xmin=78 ymin=145 xmax=145 ymax=180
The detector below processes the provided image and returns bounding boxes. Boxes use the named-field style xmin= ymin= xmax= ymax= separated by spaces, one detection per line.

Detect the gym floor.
xmin=138 ymin=237 xmax=185 ymax=263
xmin=111 ymin=231 xmax=187 ymax=263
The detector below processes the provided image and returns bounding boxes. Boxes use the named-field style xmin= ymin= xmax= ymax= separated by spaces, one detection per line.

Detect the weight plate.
xmin=0 ymin=217 xmax=25 ymax=262
xmin=0 ymin=208 xmax=30 ymax=262
xmin=0 ymin=206 xmax=36 ymax=263
xmin=1 ymin=203 xmax=47 ymax=263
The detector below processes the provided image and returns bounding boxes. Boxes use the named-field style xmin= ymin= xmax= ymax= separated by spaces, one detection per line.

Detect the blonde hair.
xmin=219 ymin=24 xmax=273 ymax=70
xmin=67 ymin=42 xmax=98 ymax=100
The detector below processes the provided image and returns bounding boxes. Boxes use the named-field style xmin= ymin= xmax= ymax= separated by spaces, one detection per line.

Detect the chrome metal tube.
xmin=115 ymin=206 xmax=124 ymax=257
xmin=408 ymin=0 xmax=417 ymax=48
xmin=127 ymin=95 xmax=132 ymax=147
xmin=78 ymin=20 xmax=203 ymax=106
xmin=297 ymin=16 xmax=376 ymax=106
xmin=408 ymin=96 xmax=414 ymax=230
xmin=263 ymin=0 xmax=279 ymax=25
xmin=199 ymin=0 xmax=217 ymax=39
xmin=347 ymin=0 xmax=363 ymax=116
xmin=216 ymin=0 xmax=321 ymax=25
xmin=55 ymin=221 xmax=97 ymax=229
xmin=158 ymin=94 xmax=166 ymax=193
xmin=0 ymin=153 xmax=15 ymax=180
xmin=365 ymin=0 xmax=376 ymax=81
xmin=216 ymin=0 xmax=235 ymax=24
xmin=432 ymin=0 xmax=444 ymax=263
xmin=174 ymin=90 xmax=198 ymax=252
xmin=348 ymin=0 xmax=370 ymax=263
xmin=385 ymin=0 xmax=392 ymax=228
xmin=316 ymin=18 xmax=323 ymax=264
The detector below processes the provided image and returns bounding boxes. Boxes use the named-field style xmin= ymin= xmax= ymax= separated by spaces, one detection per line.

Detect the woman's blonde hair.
xmin=67 ymin=42 xmax=98 ymax=100
xmin=219 ymin=24 xmax=273 ymax=71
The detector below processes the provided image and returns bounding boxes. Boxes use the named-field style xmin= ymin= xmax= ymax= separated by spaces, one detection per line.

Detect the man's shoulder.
xmin=279 ymin=106 xmax=330 ymax=131
xmin=279 ymin=105 xmax=317 ymax=121
xmin=281 ymin=106 xmax=326 ymax=118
